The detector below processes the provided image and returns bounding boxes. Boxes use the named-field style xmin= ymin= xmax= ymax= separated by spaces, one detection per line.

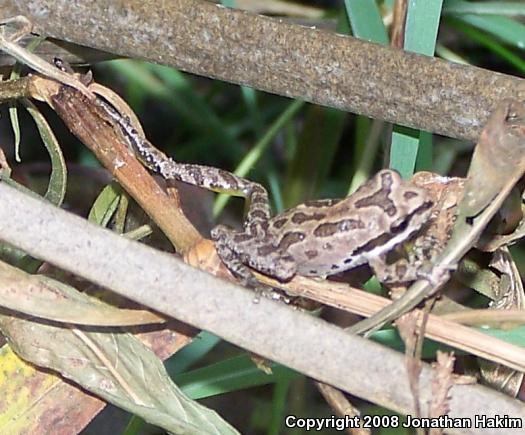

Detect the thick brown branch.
xmin=3 ymin=0 xmax=524 ymax=141
xmin=29 ymin=75 xmax=200 ymax=252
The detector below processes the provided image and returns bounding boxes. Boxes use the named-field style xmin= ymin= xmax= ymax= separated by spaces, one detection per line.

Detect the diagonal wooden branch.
xmin=2 ymin=0 xmax=524 ymax=141
xmin=27 ymin=75 xmax=200 ymax=252
xmin=0 ymin=182 xmax=525 ymax=433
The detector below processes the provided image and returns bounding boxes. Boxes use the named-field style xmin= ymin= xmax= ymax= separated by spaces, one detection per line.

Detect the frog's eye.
xmin=390 ymin=218 xmax=408 ymax=233
xmin=506 ymin=111 xmax=518 ymax=121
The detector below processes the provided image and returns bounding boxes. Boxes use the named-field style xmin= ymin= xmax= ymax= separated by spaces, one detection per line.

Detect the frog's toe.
xmin=253 ymin=285 xmax=292 ymax=304
xmin=210 ymin=224 xmax=232 ymax=241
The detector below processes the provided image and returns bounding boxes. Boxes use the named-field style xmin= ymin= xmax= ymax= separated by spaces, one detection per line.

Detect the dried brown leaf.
xmin=429 ymin=351 xmax=455 ymax=435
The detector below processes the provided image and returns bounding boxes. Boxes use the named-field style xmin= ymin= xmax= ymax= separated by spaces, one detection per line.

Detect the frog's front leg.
xmin=368 ymin=252 xmax=451 ymax=287
xmin=368 ymin=255 xmax=419 ymax=284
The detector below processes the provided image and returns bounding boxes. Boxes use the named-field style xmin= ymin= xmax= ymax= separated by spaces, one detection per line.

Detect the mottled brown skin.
xmin=98 ymin=95 xmax=434 ymax=292
xmin=212 ymin=170 xmax=433 ymax=285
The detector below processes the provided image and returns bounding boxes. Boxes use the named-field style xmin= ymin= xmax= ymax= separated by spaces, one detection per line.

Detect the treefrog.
xmin=96 ymin=92 xmax=434 ymax=294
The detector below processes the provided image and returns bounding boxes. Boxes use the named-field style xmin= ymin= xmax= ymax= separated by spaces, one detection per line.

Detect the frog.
xmin=210 ymin=169 xmax=434 ymax=290
xmin=91 ymin=88 xmax=434 ymax=295
xmin=39 ymin=55 xmax=435 ymax=295
xmin=97 ymin=94 xmax=433 ymax=289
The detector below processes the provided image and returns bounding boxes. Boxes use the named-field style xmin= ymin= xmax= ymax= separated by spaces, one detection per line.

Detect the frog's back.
xmin=266 ymin=170 xmax=433 ymax=277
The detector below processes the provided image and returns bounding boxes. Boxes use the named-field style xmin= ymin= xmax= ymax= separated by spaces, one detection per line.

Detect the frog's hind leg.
xmin=211 ymin=224 xmax=295 ymax=302
xmin=211 ymin=225 xmax=276 ymax=301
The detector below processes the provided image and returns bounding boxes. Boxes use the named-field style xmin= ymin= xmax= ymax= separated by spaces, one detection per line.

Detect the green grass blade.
xmin=447 ymin=18 xmax=525 ymax=73
xmin=344 ymin=0 xmax=389 ymax=43
xmin=343 ymin=3 xmax=388 ymax=188
xmin=7 ymin=103 xmax=21 ymax=163
xmin=22 ymin=100 xmax=67 ymax=206
xmin=240 ymin=86 xmax=263 ymax=138
xmin=444 ymin=1 xmax=525 ymax=17
xmin=435 ymin=43 xmax=470 ymax=64
xmin=267 ymin=170 xmax=284 ymax=213
xmin=122 ymin=416 xmax=144 ymax=435
xmin=415 ymin=131 xmax=433 ymax=172
xmin=479 ymin=325 xmax=525 ymax=347
xmin=175 ymin=354 xmax=298 ymax=400
xmin=268 ymin=378 xmax=292 ymax=435
xmin=165 ymin=331 xmax=222 ymax=375
xmin=123 ymin=225 xmax=153 ymax=241
xmin=151 ymin=64 xmax=242 ymax=146
xmin=451 ymin=14 xmax=525 ymax=50
xmin=390 ymin=127 xmax=422 ymax=177
xmin=88 ymin=183 xmax=122 ymax=227
xmin=282 ymin=106 xmax=346 ymax=207
xmin=106 ymin=60 xmax=242 ymax=155
xmin=389 ymin=1 xmax=443 ymax=175
xmin=213 ymin=99 xmax=304 ymax=217
xmin=348 ymin=119 xmax=384 ymax=194
xmin=7 ymin=36 xmax=44 ymax=163
xmin=405 ymin=0 xmax=444 ymax=56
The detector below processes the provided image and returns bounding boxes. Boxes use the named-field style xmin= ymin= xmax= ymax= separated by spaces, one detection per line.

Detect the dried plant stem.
xmin=0 ymin=76 xmax=31 ymax=101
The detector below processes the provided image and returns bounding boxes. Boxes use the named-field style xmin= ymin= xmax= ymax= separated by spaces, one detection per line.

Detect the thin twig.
xmin=31 ymin=77 xmax=201 ymax=252
xmin=0 ymin=16 xmax=94 ymax=98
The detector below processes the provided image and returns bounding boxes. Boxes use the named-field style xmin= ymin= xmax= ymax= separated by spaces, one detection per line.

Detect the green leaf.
xmin=0 ymin=260 xmax=160 ymax=327
xmin=0 ymin=315 xmax=238 ymax=434
xmin=22 ymin=100 xmax=67 ymax=206
xmin=88 ymin=183 xmax=122 ymax=227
